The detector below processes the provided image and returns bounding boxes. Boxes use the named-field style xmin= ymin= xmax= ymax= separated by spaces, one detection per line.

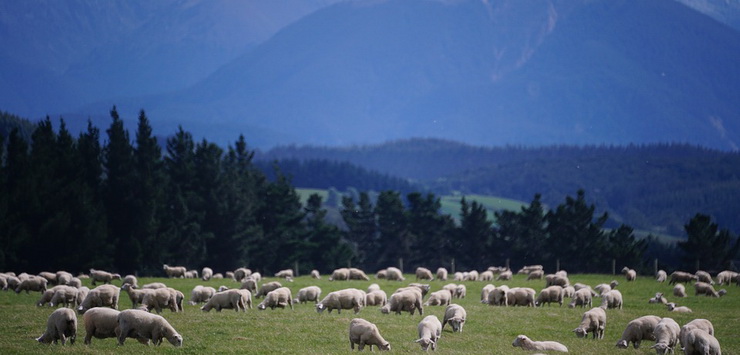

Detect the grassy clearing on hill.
xmin=0 ymin=273 xmax=737 ymax=354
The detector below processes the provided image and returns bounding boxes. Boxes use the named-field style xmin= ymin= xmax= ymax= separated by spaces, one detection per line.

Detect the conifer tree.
xmin=304 ymin=193 xmax=353 ymax=272
xmin=456 ymin=197 xmax=494 ymax=269
xmin=2 ymin=129 xmax=31 ymax=269
xmin=407 ymin=192 xmax=454 ymax=269
xmin=679 ymin=214 xmax=740 ymax=271
xmin=374 ymin=190 xmax=408 ymax=271
xmin=341 ymin=192 xmax=377 ymax=268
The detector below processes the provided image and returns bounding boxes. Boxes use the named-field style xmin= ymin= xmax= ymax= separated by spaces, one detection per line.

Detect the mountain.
xmin=70 ymin=0 xmax=740 ymax=150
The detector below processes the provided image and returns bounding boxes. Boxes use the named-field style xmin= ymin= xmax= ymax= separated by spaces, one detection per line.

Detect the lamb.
xmin=694 ymin=282 xmax=722 ymax=297
xmin=599 ymin=290 xmax=623 ymax=310
xmin=680 ymin=319 xmax=715 ymax=350
xmin=349 ymin=268 xmax=370 ymax=281
xmin=479 ymin=270 xmax=494 ymax=281
xmin=454 ymin=284 xmax=467 ymax=299
xmin=295 ymin=286 xmax=322 ymax=304
xmin=122 ymin=275 xmax=138 ymax=289
xmin=78 ymin=284 xmax=119 ymax=314
xmin=310 ymin=269 xmax=321 ymax=279
xmin=385 ymin=267 xmax=405 ymax=281
xmin=315 ymin=288 xmax=364 ymax=314
xmin=442 ymin=304 xmax=466 ymax=332
xmin=695 ymin=270 xmax=714 ymax=285
xmin=49 ymin=285 xmax=80 ymax=308
xmin=666 ymin=302 xmax=692 ymax=313
xmin=615 ymin=315 xmax=661 ymax=349
xmin=573 ymin=307 xmax=606 ymax=339
xmin=121 ymin=282 xmax=153 ymax=308
xmin=621 ymin=266 xmax=637 ymax=281
xmin=424 ymin=290 xmax=452 ymax=306
xmin=436 ymin=267 xmax=448 ymax=281
xmin=536 ymin=285 xmax=564 ymax=307
xmin=201 ymin=267 xmax=213 ymax=281
xmin=141 ymin=287 xmax=177 ymax=313
xmin=82 ymin=307 xmax=149 ymax=345
xmin=649 ymin=292 xmax=669 ymax=304
xmin=682 ymin=328 xmax=721 ymax=355
xmin=162 ymin=264 xmax=187 ymax=278
xmin=330 ymin=268 xmax=350 ymax=281
xmin=255 ymin=281 xmax=282 ymax=298
xmin=365 ymin=290 xmax=387 ymax=306
xmin=201 ymin=289 xmax=246 ymax=312
xmin=488 ymin=285 xmax=510 ymax=306
xmin=415 ymin=267 xmax=434 ymax=281
xmin=674 ymin=283 xmax=687 ymax=297
xmin=669 ymin=271 xmax=696 ymax=285
xmin=512 ymin=335 xmax=568 ymax=352
xmin=656 ymin=270 xmax=668 ymax=282
xmin=507 ymin=287 xmax=536 ymax=307
xmin=240 ymin=278 xmax=258 ymax=294
xmin=275 ymin=269 xmax=294 ymax=279
xmin=233 ymin=267 xmax=251 ymax=281
xmin=568 ymin=288 xmax=593 ymax=308
xmin=415 ymin=315 xmax=442 ymax=351
xmin=15 ymin=276 xmax=48 ymax=294
xmin=89 ymin=269 xmax=121 ymax=285
xmin=117 ymin=309 xmax=183 ymax=346
xmin=527 ymin=270 xmax=544 ymax=280
xmin=189 ymin=285 xmax=216 ymax=305
xmin=381 ymin=289 xmax=423 ymax=315
xmin=348 ymin=318 xmax=391 ymax=351
xmin=481 ymin=284 xmax=496 ymax=303
xmin=650 ymin=317 xmax=680 ymax=354
xmin=36 ymin=308 xmax=77 ymax=345
xmin=257 ymin=287 xmax=293 ymax=310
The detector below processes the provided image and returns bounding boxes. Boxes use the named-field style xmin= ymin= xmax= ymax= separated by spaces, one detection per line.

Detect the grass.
xmin=3 ymin=273 xmax=737 ymax=354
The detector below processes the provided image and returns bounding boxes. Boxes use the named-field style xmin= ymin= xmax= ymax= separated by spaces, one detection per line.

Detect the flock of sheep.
xmin=0 ymin=264 xmax=733 ymax=353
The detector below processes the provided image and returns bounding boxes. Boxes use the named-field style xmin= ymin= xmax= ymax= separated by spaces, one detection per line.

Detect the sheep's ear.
xmin=414 ymin=339 xmax=421 ymax=343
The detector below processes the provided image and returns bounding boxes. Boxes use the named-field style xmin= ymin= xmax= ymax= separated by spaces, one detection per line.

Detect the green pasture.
xmin=1 ymin=273 xmax=737 ymax=354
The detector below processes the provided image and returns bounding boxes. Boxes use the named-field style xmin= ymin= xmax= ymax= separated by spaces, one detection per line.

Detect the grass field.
xmin=1 ymin=273 xmax=737 ymax=354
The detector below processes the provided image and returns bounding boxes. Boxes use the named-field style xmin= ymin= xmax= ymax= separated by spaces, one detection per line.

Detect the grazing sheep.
xmin=669 ymin=271 xmax=696 ymax=285
xmin=49 ymin=285 xmax=80 ymax=308
xmin=36 ymin=286 xmax=64 ymax=307
xmin=235 ymin=289 xmax=253 ymax=310
xmin=666 ymin=302 xmax=692 ymax=313
xmin=517 ymin=265 xmax=544 ymax=274
xmin=367 ymin=283 xmax=381 ymax=293
xmin=621 ymin=267 xmax=637 ymax=281
xmin=250 ymin=271 xmax=262 ymax=282
xmin=512 ymin=335 xmax=568 ymax=352
xmin=330 ymin=268 xmax=350 ymax=281
xmin=295 ymin=286 xmax=322 ymax=304
xmin=316 ymin=288 xmax=366 ymax=314
xmin=650 ymin=317 xmax=680 ymax=355
xmin=442 ymin=283 xmax=457 ymax=297
xmin=573 ymin=307 xmax=606 ymax=339
xmin=78 ymin=284 xmax=119 ymax=314
xmin=257 ymin=287 xmax=293 ymax=310
xmin=255 ymin=281 xmax=282 ymax=298
xmin=569 ymin=288 xmax=593 ymax=308
xmin=232 ymin=267 xmax=251 ymax=281
xmin=15 ymin=276 xmax=48 ymax=294
xmin=82 ymin=307 xmax=150 ymax=345
xmin=141 ymin=288 xmax=177 ymax=314
xmin=545 ymin=274 xmax=570 ymax=287
xmin=479 ymin=270 xmax=494 ymax=281
xmin=464 ymin=270 xmax=479 ymax=281
xmin=121 ymin=283 xmax=153 ymax=309
xmin=66 ymin=277 xmax=82 ymax=289
xmin=162 ymin=264 xmax=186 ymax=278
xmin=527 ymin=270 xmax=544 ymax=281
xmin=36 ymin=308 xmax=77 ymax=345
xmin=615 ymin=315 xmax=661 ymax=349
xmin=55 ymin=271 xmax=73 ymax=286
xmin=275 ymin=269 xmax=294 ymax=279
xmin=241 ymin=278 xmax=258 ymax=294
xmin=415 ymin=267 xmax=434 ymax=281
xmin=674 ymin=283 xmax=687 ymax=298
xmin=454 ymin=284 xmax=467 ymax=299
xmin=562 ymin=286 xmax=576 ymax=298
xmin=649 ymin=292 xmax=668 ymax=304
xmin=310 ymin=269 xmax=321 ymax=279
xmin=682 ymin=328 xmax=721 ymax=355
xmin=0 ymin=275 xmax=8 ymax=291
xmin=497 ymin=270 xmax=513 ymax=281
xmin=201 ymin=289 xmax=245 ymax=312
xmin=424 ymin=290 xmax=452 ymax=306
xmin=375 ymin=269 xmax=387 ymax=279
xmin=436 ymin=267 xmax=448 ymax=281
xmin=117 ymin=309 xmax=182 ymax=346
xmin=442 ymin=304 xmax=466 ymax=332
xmin=348 ymin=268 xmax=370 ymax=281
xmin=38 ymin=271 xmax=58 ymax=285
xmin=416 ymin=315 xmax=442 ymax=351
xmin=406 ymin=283 xmax=430 ymax=297
xmin=89 ymin=269 xmax=121 ymax=285
xmin=141 ymin=282 xmax=167 ymax=289
xmin=599 ymin=290 xmax=623 ymax=310
xmin=656 ymin=270 xmax=668 ymax=282
xmin=536 ymin=285 xmax=564 ymax=307
xmin=680 ymin=319 xmax=715 ymax=350
xmin=212 ymin=273 xmax=223 ymax=279
xmin=201 ymin=267 xmax=213 ymax=281
xmin=481 ymin=284 xmax=496 ymax=303
xmin=184 ymin=270 xmax=198 ymax=279
xmin=695 ymin=271 xmax=714 ymax=285
xmin=381 ymin=289 xmax=423 ymax=315
xmin=716 ymin=270 xmax=737 ymax=286
xmin=595 ymin=280 xmax=619 ymax=296
xmin=385 ymin=267 xmax=405 ymax=281
xmin=349 ymin=318 xmax=391 ymax=351
xmin=453 ymin=272 xmax=464 ymax=281
xmin=122 ymin=275 xmax=138 ymax=289
xmin=365 ymin=290 xmax=388 ymax=306
xmin=507 ymin=287 xmax=536 ymax=307
xmin=189 ymin=285 xmax=216 ymax=305
xmin=488 ymin=285 xmax=510 ymax=306
xmin=694 ymin=282 xmax=722 ymax=297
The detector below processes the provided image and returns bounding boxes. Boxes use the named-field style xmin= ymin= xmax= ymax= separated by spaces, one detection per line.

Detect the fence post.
xmin=399 ymin=258 xmax=404 ymax=273
xmin=612 ymin=259 xmax=616 ymax=275
xmin=556 ymin=259 xmax=560 ymax=272
xmin=654 ymin=258 xmax=658 ymax=276
xmin=506 ymin=258 xmax=510 ymax=271
xmin=294 ymin=261 xmax=299 ymax=277
xmin=451 ymin=258 xmax=455 ymax=274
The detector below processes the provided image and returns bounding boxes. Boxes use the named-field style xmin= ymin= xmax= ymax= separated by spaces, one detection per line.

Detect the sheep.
xmin=441 ymin=303 xmax=466 ymax=332
xmin=189 ymin=285 xmax=216 ymax=305
xmin=38 ymin=271 xmax=58 ymax=285
xmin=545 ymin=274 xmax=569 ymax=287
xmin=232 ymin=267 xmax=251 ymax=281
xmin=201 ymin=267 xmax=213 ymax=281
xmin=275 ymin=269 xmax=294 ymax=279
xmin=212 ymin=273 xmax=224 ymax=279
xmin=669 ymin=271 xmax=696 ymax=285
xmin=36 ymin=308 xmax=77 ymax=345
xmin=479 ymin=270 xmax=494 ymax=281
xmin=349 ymin=268 xmax=370 ymax=281
xmin=682 ymin=328 xmax=721 ymax=355
xmin=464 ymin=270 xmax=479 ymax=281
xmin=0 ymin=275 xmax=6 ymax=291
xmin=594 ymin=280 xmax=619 ymax=296
xmin=517 ymin=265 xmax=543 ymax=274
xmin=650 ymin=317 xmax=680 ymax=354
xmin=375 ymin=269 xmax=387 ymax=279
xmin=415 ymin=315 xmax=442 ymax=351
xmin=621 ymin=266 xmax=637 ymax=281
xmin=330 ymin=268 xmax=350 ymax=281
xmin=295 ymin=286 xmax=322 ymax=304
xmin=250 ymin=272 xmax=262 ymax=282
xmin=49 ymin=285 xmax=80 ymax=308
xmin=121 ymin=282 xmax=153 ymax=308
xmin=255 ymin=281 xmax=282 ymax=298
xmin=385 ymin=267 xmax=405 ymax=281
xmin=453 ymin=272 xmax=464 ymax=281
xmin=89 ymin=269 xmax=121 ymax=285
xmin=488 ymin=285 xmax=510 ymax=306
xmin=257 ymin=287 xmax=293 ymax=310
xmin=436 ymin=267 xmax=448 ymax=281
xmin=82 ymin=307 xmax=150 ymax=345
xmin=241 ymin=278 xmax=258 ymax=294
xmin=415 ymin=267 xmax=434 ymax=281
xmin=656 ymin=270 xmax=668 ymax=282
xmin=185 ymin=269 xmax=198 ymax=279
xmin=599 ymin=290 xmax=623 ymax=310
xmin=674 ymin=283 xmax=687 ymax=297
xmin=680 ymin=319 xmax=715 ymax=350
xmin=76 ymin=287 xmax=89 ymax=306
xmin=649 ymin=292 xmax=669 ymax=304
xmin=117 ymin=309 xmax=183 ymax=346
xmin=512 ymin=335 xmax=568 ymax=352
xmin=122 ymin=275 xmax=138 ymax=289
xmin=314 ymin=288 xmax=363 ymax=314
xmin=569 ymin=288 xmax=593 ymax=308
xmin=442 ymin=283 xmax=457 ymax=297
xmin=407 ymin=283 xmax=431 ymax=297
xmin=527 ymin=270 xmax=544 ymax=281
xmin=507 ymin=287 xmax=536 ymax=307
xmin=141 ymin=288 xmax=177 ymax=314
xmin=716 ymin=270 xmax=738 ymax=285
xmin=78 ymin=284 xmax=119 ymax=314
xmin=310 ymin=269 xmax=321 ymax=279
xmin=454 ymin=284 xmax=467 ymax=299
xmin=615 ymin=315 xmax=661 ymax=349
xmin=162 ymin=264 xmax=187 ymax=278
xmin=695 ymin=270 xmax=714 ymax=285
xmin=573 ymin=282 xmax=591 ymax=291
xmin=55 ymin=271 xmax=73 ymax=286
xmin=381 ymin=289 xmax=423 ymax=315
xmin=141 ymin=282 xmax=167 ymax=289
xmin=236 ymin=289 xmax=253 ymax=310
xmin=573 ymin=307 xmax=606 ymax=339
xmin=66 ymin=277 xmax=82 ymax=289
xmin=366 ymin=290 xmax=387 ymax=306
xmin=666 ymin=302 xmax=692 ymax=313
xmin=481 ymin=284 xmax=496 ymax=303
xmin=496 ymin=270 xmax=513 ymax=281
xmin=536 ymin=285 xmax=564 ymax=307
xmin=424 ymin=290 xmax=452 ymax=306
xmin=367 ymin=283 xmax=380 ymax=293
xmin=348 ymin=318 xmax=391 ymax=351
xmin=201 ymin=289 xmax=245 ymax=312
xmin=694 ymin=282 xmax=722 ymax=297
xmin=37 ymin=286 xmax=64 ymax=307
xmin=562 ymin=286 xmax=576 ymax=298
xmin=4 ymin=275 xmax=20 ymax=291
xmin=15 ymin=276 xmax=47 ymax=294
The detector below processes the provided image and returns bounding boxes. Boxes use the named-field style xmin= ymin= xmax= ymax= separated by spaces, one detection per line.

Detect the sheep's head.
xmin=168 ymin=333 xmax=183 ymax=347
xmin=718 ymin=289 xmax=727 ymax=297
xmin=315 ymin=303 xmax=326 ymax=313
xmin=615 ymin=340 xmax=629 ymax=348
xmin=448 ymin=317 xmax=464 ymax=332
xmin=415 ymin=338 xmax=435 ymax=351
xmin=651 ymin=342 xmax=670 ymax=354
xmin=378 ymin=342 xmax=391 ymax=351
xmin=666 ymin=303 xmax=676 ymax=311
xmin=512 ymin=335 xmax=528 ymax=347
xmin=574 ymin=327 xmax=587 ymax=338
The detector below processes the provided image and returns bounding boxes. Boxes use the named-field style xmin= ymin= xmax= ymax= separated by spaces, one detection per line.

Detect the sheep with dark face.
xmin=442 ymin=304 xmax=466 ymax=332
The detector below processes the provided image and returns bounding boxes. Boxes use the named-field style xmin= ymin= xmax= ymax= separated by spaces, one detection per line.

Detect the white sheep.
xmin=257 ymin=287 xmax=293 ymax=310
xmin=695 ymin=270 xmax=714 ymax=285
xmin=201 ymin=267 xmax=213 ymax=281
xmin=669 ymin=271 xmax=696 ymax=285
xmin=424 ymin=290 xmax=452 ymax=306
xmin=36 ymin=308 xmax=77 ymax=345
xmin=381 ymin=289 xmax=423 ymax=316
xmin=569 ymin=288 xmax=592 ymax=308
xmin=649 ymin=292 xmax=668 ymax=304
xmin=621 ymin=266 xmax=637 ymax=281
xmin=666 ymin=302 xmax=692 ymax=313
xmin=442 ymin=304 xmax=466 ymax=332
xmin=82 ymin=307 xmax=149 ymax=345
xmin=78 ymin=284 xmax=120 ymax=314
xmin=0 ymin=275 xmax=7 ymax=291
xmin=141 ymin=282 xmax=167 ymax=289
xmin=496 ymin=270 xmax=513 ymax=281
xmin=454 ymin=284 xmax=467 ymax=299
xmin=464 ymin=270 xmax=479 ymax=281
xmin=66 ymin=277 xmax=82 ymax=289
xmin=442 ymin=283 xmax=457 ymax=297
xmin=536 ymin=285 xmax=564 ymax=307
xmin=121 ymin=282 xmax=153 ymax=308
xmin=55 ymin=271 xmax=73 ymax=286
xmin=310 ymin=269 xmax=321 ymax=279
xmin=349 ymin=318 xmax=391 ymax=351
xmin=656 ymin=270 xmax=668 ymax=282
xmin=348 ymin=268 xmax=370 ymax=281
xmin=573 ymin=307 xmax=606 ymax=339
xmin=241 ymin=278 xmax=258 ymax=294
xmin=255 ymin=281 xmax=282 ymax=298
xmin=38 ymin=271 xmax=57 ymax=285
xmin=562 ymin=286 xmax=576 ymax=298
xmin=201 ymin=289 xmax=245 ymax=312
xmin=89 ymin=269 xmax=121 ymax=285
xmin=365 ymin=290 xmax=387 ymax=307
xmin=512 ymin=334 xmax=568 ymax=352
xmin=453 ymin=272 xmax=464 ymax=281
xmin=184 ymin=270 xmax=198 ymax=279
xmin=162 ymin=264 xmax=187 ymax=278
xmin=674 ymin=283 xmax=687 ymax=297
xmin=330 ymin=268 xmax=350 ymax=281
xmin=15 ymin=276 xmax=48 ymax=294
xmin=650 ymin=317 xmax=680 ymax=354
xmin=599 ymin=290 xmax=623 ymax=310
xmin=375 ymin=269 xmax=387 ymax=279
xmin=436 ymin=267 xmax=448 ymax=281
xmin=716 ymin=270 xmax=737 ymax=285
xmin=488 ymin=285 xmax=510 ymax=306
xmin=141 ymin=288 xmax=177 ymax=313
xmin=615 ymin=315 xmax=661 ymax=349
xmin=212 ymin=273 xmax=224 ymax=279
xmin=367 ymin=283 xmax=381 ymax=293
xmin=122 ymin=275 xmax=138 ymax=289
xmin=385 ymin=267 xmax=405 ymax=281
xmin=36 ymin=285 xmax=66 ymax=307
xmin=49 ymin=285 xmax=80 ymax=308
xmin=415 ymin=267 xmax=434 ymax=281
xmin=682 ymin=328 xmax=721 ymax=355
xmin=507 ymin=287 xmax=536 ymax=307
xmin=526 ymin=270 xmax=544 ymax=281
xmin=517 ymin=265 xmax=543 ymax=274
xmin=594 ymin=280 xmax=619 ymax=296
xmin=295 ymin=286 xmax=322 ymax=304
xmin=233 ymin=267 xmax=251 ymax=281
xmin=479 ymin=270 xmax=494 ymax=281
xmin=694 ymin=282 xmax=722 ymax=297
xmin=117 ymin=309 xmax=183 ymax=346
xmin=680 ymin=319 xmax=715 ymax=350
xmin=316 ymin=288 xmax=364 ymax=314
xmin=415 ymin=315 xmax=442 ymax=351
xmin=189 ymin=285 xmax=216 ymax=305
xmin=76 ymin=287 xmax=89 ymax=306
xmin=545 ymin=274 xmax=570 ymax=287
xmin=481 ymin=284 xmax=496 ymax=303
xmin=275 ymin=269 xmax=294 ymax=279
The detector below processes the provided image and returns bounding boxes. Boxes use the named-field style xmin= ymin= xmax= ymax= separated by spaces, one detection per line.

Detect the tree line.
xmin=0 ymin=109 xmax=736 ymax=276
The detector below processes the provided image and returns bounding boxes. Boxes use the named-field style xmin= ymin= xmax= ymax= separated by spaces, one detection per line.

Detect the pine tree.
xmin=679 ymin=214 xmax=739 ymax=271
xmin=341 ymin=192 xmax=377 ymax=268
xmin=495 ymin=194 xmax=549 ymax=268
xmin=304 ymin=193 xmax=353 ymax=272
xmin=374 ymin=190 xmax=408 ymax=271
xmin=407 ymin=192 xmax=454 ymax=269
xmin=607 ymin=224 xmax=648 ymax=271
xmin=457 ymin=197 xmax=494 ymax=270
xmin=2 ymin=129 xmax=32 ymax=269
